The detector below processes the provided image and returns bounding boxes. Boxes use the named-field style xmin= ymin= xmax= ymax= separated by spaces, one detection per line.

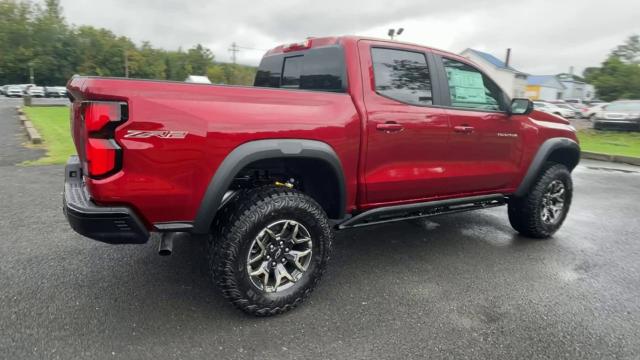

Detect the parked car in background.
xmin=593 ymin=100 xmax=640 ymax=130
xmin=584 ymin=103 xmax=609 ymax=120
xmin=0 ymin=85 xmax=8 ymax=96
xmin=533 ymin=101 xmax=574 ymax=118
xmin=565 ymin=99 xmax=584 ymax=106
xmin=5 ymin=86 xmax=24 ymax=97
xmin=551 ymin=103 xmax=579 ymax=118
xmin=45 ymin=86 xmax=67 ymax=97
xmin=17 ymin=84 xmax=36 ymax=92
xmin=25 ymin=86 xmax=45 ymax=97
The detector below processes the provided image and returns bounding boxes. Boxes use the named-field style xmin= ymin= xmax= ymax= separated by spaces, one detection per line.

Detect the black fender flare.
xmin=515 ymin=137 xmax=580 ymax=197
xmin=192 ymin=139 xmax=346 ymax=234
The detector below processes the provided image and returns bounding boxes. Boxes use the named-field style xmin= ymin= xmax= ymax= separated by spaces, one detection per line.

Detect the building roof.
xmin=462 ymin=48 xmax=525 ymax=74
xmin=556 ymin=73 xmax=586 ymax=84
xmin=527 ymin=75 xmax=565 ymax=90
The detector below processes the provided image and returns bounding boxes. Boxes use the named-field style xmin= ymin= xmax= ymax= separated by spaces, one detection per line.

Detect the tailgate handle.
xmin=376 ymin=122 xmax=404 ymax=132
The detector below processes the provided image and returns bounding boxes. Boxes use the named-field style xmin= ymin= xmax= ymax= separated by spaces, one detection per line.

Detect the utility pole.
xmin=29 ymin=63 xmax=34 ymax=84
xmin=124 ymin=50 xmax=129 ymax=78
xmin=228 ymin=42 xmax=239 ymax=64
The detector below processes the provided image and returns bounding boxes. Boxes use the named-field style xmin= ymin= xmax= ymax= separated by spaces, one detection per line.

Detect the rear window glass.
xmin=282 ymin=56 xmax=302 ymax=88
xmin=254 ymin=45 xmax=347 ymax=92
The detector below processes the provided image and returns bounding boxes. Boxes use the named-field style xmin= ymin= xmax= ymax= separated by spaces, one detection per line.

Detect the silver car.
xmin=593 ymin=100 xmax=640 ymax=131
xmin=26 ymin=86 xmax=45 ymax=97
xmin=533 ymin=101 xmax=574 ymax=118
xmin=45 ymin=86 xmax=67 ymax=98
xmin=6 ymin=86 xmax=23 ymax=97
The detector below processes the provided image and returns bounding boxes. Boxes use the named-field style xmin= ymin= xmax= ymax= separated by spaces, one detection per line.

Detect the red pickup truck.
xmin=64 ymin=36 xmax=579 ymax=316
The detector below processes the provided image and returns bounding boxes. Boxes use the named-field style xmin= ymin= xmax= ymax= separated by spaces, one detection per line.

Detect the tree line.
xmin=0 ymin=0 xmax=256 ymax=86
xmin=584 ymin=35 xmax=640 ymax=102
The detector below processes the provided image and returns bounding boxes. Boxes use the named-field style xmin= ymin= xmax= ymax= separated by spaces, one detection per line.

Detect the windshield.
xmin=606 ymin=102 xmax=640 ymax=111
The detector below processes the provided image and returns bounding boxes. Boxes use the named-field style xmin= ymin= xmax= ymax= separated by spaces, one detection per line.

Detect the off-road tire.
xmin=508 ymin=162 xmax=573 ymax=238
xmin=209 ymin=186 xmax=333 ymax=316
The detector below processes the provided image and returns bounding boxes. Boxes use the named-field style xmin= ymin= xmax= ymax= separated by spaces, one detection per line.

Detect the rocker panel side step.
xmin=338 ymin=194 xmax=507 ymax=229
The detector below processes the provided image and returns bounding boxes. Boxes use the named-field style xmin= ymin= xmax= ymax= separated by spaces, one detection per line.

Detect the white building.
xmin=556 ymin=73 xmax=595 ymax=101
xmin=525 ymin=75 xmax=565 ymax=101
xmin=460 ymin=48 xmax=528 ymax=98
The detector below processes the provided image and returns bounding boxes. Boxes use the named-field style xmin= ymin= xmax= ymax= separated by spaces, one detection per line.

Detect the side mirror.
xmin=509 ymin=98 xmax=533 ymax=115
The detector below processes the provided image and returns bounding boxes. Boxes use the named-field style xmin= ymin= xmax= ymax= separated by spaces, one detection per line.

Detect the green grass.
xmin=22 ymin=106 xmax=74 ymax=165
xmin=577 ymin=129 xmax=640 ymax=158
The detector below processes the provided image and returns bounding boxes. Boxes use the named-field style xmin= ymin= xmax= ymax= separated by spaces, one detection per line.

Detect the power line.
xmin=228 ymin=43 xmax=268 ymax=64
xmin=228 ymin=42 xmax=239 ymax=64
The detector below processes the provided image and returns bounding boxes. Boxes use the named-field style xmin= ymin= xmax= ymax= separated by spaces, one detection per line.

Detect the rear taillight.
xmin=82 ymin=102 xmax=127 ymax=178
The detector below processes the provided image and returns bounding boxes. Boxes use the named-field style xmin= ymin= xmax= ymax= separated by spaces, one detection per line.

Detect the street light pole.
xmin=388 ymin=28 xmax=404 ymax=40
xmin=29 ymin=63 xmax=34 ymax=84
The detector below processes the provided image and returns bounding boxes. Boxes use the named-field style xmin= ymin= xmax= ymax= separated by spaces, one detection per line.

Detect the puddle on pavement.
xmin=585 ymin=166 xmax=639 ymax=174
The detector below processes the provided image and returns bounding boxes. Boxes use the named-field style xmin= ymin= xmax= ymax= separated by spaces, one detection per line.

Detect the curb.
xmin=17 ymin=107 xmax=43 ymax=144
xmin=581 ymin=151 xmax=640 ymax=166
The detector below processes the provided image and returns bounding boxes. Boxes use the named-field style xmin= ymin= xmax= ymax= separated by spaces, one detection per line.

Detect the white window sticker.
xmin=447 ymin=68 xmax=486 ymax=104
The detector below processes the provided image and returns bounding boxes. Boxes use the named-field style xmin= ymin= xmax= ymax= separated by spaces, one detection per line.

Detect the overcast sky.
xmin=59 ymin=0 xmax=639 ymax=76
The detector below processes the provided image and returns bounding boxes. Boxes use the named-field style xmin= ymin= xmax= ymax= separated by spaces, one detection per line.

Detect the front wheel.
xmin=508 ymin=163 xmax=573 ymax=238
xmin=209 ymin=186 xmax=333 ymax=316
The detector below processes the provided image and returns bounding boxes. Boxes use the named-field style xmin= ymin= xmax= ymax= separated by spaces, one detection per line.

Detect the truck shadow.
xmin=108 ymin=207 xmax=541 ymax=317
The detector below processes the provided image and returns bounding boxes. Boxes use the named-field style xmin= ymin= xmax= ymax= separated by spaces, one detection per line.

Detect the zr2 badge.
xmin=124 ymin=130 xmax=188 ymax=139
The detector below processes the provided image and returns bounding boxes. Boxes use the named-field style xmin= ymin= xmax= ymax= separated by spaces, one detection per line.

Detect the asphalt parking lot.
xmin=1 ymin=97 xmax=639 ymax=359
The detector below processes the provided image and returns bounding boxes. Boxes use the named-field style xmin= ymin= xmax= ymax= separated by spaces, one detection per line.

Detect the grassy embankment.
xmin=22 ymin=106 xmax=74 ymax=165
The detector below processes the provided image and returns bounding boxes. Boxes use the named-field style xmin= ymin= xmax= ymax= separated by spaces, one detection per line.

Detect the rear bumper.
xmin=63 ymin=156 xmax=149 ymax=244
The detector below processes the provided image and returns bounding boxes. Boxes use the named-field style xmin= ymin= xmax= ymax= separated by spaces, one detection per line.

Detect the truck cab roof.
xmin=265 ymin=35 xmax=464 ymax=62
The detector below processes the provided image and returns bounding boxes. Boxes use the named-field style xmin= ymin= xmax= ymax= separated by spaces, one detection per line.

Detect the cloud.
xmin=58 ymin=0 xmax=640 ymax=75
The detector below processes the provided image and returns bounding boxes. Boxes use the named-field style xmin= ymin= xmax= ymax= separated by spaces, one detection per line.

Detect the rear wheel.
xmin=209 ymin=186 xmax=333 ymax=316
xmin=508 ymin=163 xmax=573 ymax=238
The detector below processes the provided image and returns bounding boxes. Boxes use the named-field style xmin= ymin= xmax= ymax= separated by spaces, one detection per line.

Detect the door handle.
xmin=482 ymin=114 xmax=505 ymax=121
xmin=453 ymin=125 xmax=474 ymax=134
xmin=376 ymin=122 xmax=404 ymax=132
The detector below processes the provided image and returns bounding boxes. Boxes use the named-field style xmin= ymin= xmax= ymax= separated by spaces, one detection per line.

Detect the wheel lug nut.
xmin=281 ymin=258 xmax=286 ymax=263
xmin=285 ymin=248 xmax=289 ymax=252
xmin=272 ymin=262 xmax=277 ymax=266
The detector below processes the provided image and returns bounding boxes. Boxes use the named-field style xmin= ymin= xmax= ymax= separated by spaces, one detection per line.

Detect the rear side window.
xmin=371 ymin=47 xmax=433 ymax=106
xmin=442 ymin=58 xmax=506 ymax=111
xmin=254 ymin=45 xmax=346 ymax=92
